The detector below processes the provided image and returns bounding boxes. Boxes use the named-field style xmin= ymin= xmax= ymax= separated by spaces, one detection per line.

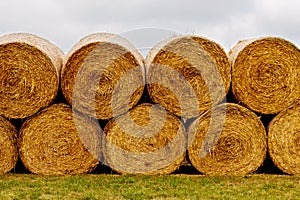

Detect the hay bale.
xmin=101 ymin=103 xmax=186 ymax=175
xmin=268 ymin=103 xmax=300 ymax=175
xmin=229 ymin=37 xmax=300 ymax=114
xmin=0 ymin=33 xmax=63 ymax=119
xmin=19 ymin=104 xmax=101 ymax=175
xmin=0 ymin=116 xmax=18 ymax=174
xmin=145 ymin=35 xmax=231 ymax=118
xmin=61 ymin=33 xmax=145 ymax=120
xmin=188 ymin=103 xmax=266 ymax=175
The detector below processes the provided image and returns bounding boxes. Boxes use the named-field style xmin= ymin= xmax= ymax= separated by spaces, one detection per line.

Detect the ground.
xmin=0 ymin=174 xmax=299 ymax=199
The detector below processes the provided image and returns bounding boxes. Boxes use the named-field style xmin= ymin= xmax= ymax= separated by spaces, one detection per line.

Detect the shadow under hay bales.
xmin=53 ymin=90 xmax=69 ymax=105
xmin=222 ymin=86 xmax=237 ymax=104
xmin=256 ymin=153 xmax=286 ymax=175
xmin=10 ymin=119 xmax=23 ymax=132
xmin=12 ymin=158 xmax=31 ymax=174
xmin=173 ymin=153 xmax=200 ymax=175
xmin=173 ymin=164 xmax=200 ymax=175
xmin=259 ymin=114 xmax=276 ymax=129
xmin=137 ymin=86 xmax=153 ymax=104
xmin=93 ymin=164 xmax=117 ymax=174
xmin=98 ymin=119 xmax=109 ymax=131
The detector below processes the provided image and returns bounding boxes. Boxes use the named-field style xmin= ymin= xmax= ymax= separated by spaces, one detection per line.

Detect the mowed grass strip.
xmin=0 ymin=174 xmax=299 ymax=199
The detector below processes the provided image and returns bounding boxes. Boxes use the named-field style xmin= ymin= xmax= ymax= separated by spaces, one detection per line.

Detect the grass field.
xmin=0 ymin=174 xmax=298 ymax=199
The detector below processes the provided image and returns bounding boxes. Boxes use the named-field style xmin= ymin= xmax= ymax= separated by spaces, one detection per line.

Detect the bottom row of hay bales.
xmin=0 ymin=103 xmax=299 ymax=175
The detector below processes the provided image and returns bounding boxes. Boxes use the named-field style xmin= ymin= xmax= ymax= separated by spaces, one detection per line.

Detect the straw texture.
xmin=102 ymin=103 xmax=186 ymax=175
xmin=0 ymin=116 xmax=18 ymax=174
xmin=146 ymin=35 xmax=230 ymax=118
xmin=0 ymin=33 xmax=63 ymax=119
xmin=19 ymin=104 xmax=101 ymax=175
xmin=229 ymin=37 xmax=300 ymax=114
xmin=268 ymin=103 xmax=300 ymax=175
xmin=188 ymin=103 xmax=266 ymax=175
xmin=61 ymin=33 xmax=145 ymax=120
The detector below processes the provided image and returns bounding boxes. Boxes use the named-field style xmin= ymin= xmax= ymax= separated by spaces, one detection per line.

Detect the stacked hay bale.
xmin=102 ymin=103 xmax=186 ymax=175
xmin=229 ymin=37 xmax=300 ymax=115
xmin=18 ymin=104 xmax=101 ymax=175
xmin=0 ymin=33 xmax=63 ymax=174
xmin=0 ymin=33 xmax=63 ymax=119
xmin=61 ymin=33 xmax=145 ymax=120
xmin=99 ymin=35 xmax=231 ymax=174
xmin=60 ymin=33 xmax=153 ymax=174
xmin=146 ymin=35 xmax=231 ymax=118
xmin=60 ymin=33 xmax=189 ymax=175
xmin=229 ymin=37 xmax=300 ymax=175
xmin=0 ymin=116 xmax=18 ymax=174
xmin=188 ymin=103 xmax=267 ymax=175
xmin=146 ymin=36 xmax=244 ymax=174
xmin=1 ymin=32 xmax=299 ymax=176
xmin=268 ymin=103 xmax=300 ymax=175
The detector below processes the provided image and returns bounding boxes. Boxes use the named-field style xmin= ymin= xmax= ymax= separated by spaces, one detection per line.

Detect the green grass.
xmin=0 ymin=174 xmax=299 ymax=199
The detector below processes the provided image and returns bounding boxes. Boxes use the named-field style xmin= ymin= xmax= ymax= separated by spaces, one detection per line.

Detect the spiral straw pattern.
xmin=61 ymin=33 xmax=145 ymax=120
xmin=19 ymin=104 xmax=101 ymax=175
xmin=188 ymin=103 xmax=266 ymax=175
xmin=146 ymin=35 xmax=230 ymax=118
xmin=102 ymin=103 xmax=186 ymax=175
xmin=0 ymin=33 xmax=63 ymax=119
xmin=229 ymin=37 xmax=300 ymax=114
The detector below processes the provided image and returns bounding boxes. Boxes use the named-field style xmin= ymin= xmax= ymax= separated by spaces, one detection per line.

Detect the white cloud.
xmin=256 ymin=0 xmax=300 ymax=19
xmin=250 ymin=0 xmax=300 ymax=47
xmin=1 ymin=0 xmax=300 ymax=53
xmin=199 ymin=13 xmax=260 ymax=50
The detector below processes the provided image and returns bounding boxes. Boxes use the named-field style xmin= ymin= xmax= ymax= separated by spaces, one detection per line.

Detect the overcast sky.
xmin=1 ymin=0 xmax=300 ymax=55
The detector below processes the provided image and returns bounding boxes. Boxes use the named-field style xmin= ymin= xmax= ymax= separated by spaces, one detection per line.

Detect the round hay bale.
xmin=146 ymin=35 xmax=231 ymax=119
xmin=0 ymin=33 xmax=63 ymax=119
xmin=19 ymin=104 xmax=101 ymax=175
xmin=229 ymin=37 xmax=300 ymax=114
xmin=268 ymin=103 xmax=300 ymax=175
xmin=188 ymin=103 xmax=266 ymax=175
xmin=102 ymin=103 xmax=186 ymax=175
xmin=61 ymin=33 xmax=145 ymax=120
xmin=0 ymin=116 xmax=18 ymax=174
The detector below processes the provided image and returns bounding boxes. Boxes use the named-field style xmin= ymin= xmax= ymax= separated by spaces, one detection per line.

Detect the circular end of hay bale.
xmin=61 ymin=33 xmax=145 ymax=120
xmin=102 ymin=103 xmax=186 ymax=175
xmin=230 ymin=37 xmax=300 ymax=114
xmin=0 ymin=33 xmax=63 ymax=119
xmin=268 ymin=103 xmax=300 ymax=175
xmin=0 ymin=116 xmax=18 ymax=174
xmin=188 ymin=103 xmax=266 ymax=175
xmin=146 ymin=35 xmax=231 ymax=118
xmin=19 ymin=104 xmax=101 ymax=175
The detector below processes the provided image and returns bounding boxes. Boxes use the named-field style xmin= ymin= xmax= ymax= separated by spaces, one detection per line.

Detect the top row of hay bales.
xmin=0 ymin=33 xmax=299 ymax=175
xmin=1 ymin=32 xmax=300 ymax=119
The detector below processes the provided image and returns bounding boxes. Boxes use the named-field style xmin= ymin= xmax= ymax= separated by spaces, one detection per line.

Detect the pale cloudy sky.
xmin=0 ymin=0 xmax=300 ymax=55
